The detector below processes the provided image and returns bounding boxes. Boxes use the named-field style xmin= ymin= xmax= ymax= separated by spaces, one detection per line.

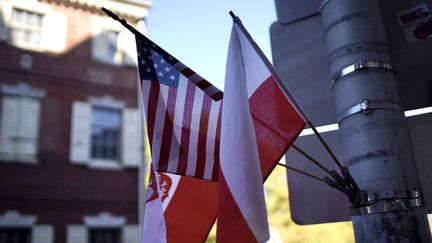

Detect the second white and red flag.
xmin=217 ymin=16 xmax=305 ymax=242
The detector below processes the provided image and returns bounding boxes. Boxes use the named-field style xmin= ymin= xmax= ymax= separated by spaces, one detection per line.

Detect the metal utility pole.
xmin=319 ymin=0 xmax=431 ymax=241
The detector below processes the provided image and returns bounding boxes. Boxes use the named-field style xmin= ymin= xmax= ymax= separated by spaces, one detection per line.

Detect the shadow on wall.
xmin=0 ymin=7 xmax=10 ymax=42
xmin=0 ymin=31 xmax=139 ymax=89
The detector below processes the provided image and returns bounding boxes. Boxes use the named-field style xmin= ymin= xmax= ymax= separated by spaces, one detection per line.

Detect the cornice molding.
xmin=0 ymin=211 xmax=38 ymax=227
xmin=1 ymin=83 xmax=46 ymax=98
xmin=43 ymin=0 xmax=151 ymax=22
xmin=83 ymin=212 xmax=126 ymax=226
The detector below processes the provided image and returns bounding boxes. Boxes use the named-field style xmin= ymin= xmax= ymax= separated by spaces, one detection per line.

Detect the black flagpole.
xmin=277 ymin=163 xmax=326 ymax=184
xmin=101 ymin=7 xmax=142 ymax=37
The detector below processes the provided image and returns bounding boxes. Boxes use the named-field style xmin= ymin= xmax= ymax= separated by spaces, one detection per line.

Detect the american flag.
xmin=136 ymin=35 xmax=223 ymax=181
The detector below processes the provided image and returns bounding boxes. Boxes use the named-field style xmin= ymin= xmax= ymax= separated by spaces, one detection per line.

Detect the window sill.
xmin=0 ymin=154 xmax=38 ymax=165
xmin=91 ymin=56 xmax=136 ymax=68
xmin=88 ymin=159 xmax=123 ymax=171
xmin=10 ymin=40 xmax=44 ymax=52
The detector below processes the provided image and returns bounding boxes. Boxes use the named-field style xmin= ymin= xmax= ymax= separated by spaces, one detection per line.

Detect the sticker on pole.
xmin=397 ymin=3 xmax=432 ymax=43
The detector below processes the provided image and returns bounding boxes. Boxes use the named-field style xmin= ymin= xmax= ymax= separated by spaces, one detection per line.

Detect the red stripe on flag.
xmin=211 ymin=106 xmax=222 ymax=181
xmin=250 ymin=76 xmax=305 ymax=179
xmin=194 ymin=95 xmax=212 ymax=179
xmin=195 ymin=79 xmax=212 ymax=90
xmin=211 ymin=91 xmax=223 ymax=101
xmin=146 ymin=82 xmax=160 ymax=145
xmin=217 ymin=172 xmax=257 ymax=243
xmin=157 ymin=87 xmax=178 ymax=171
xmin=181 ymin=68 xmax=194 ymax=77
xmin=176 ymin=81 xmax=196 ymax=175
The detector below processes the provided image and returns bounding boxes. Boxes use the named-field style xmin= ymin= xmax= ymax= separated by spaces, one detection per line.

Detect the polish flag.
xmin=216 ymin=19 xmax=305 ymax=242
xmin=217 ymin=21 xmax=269 ymax=242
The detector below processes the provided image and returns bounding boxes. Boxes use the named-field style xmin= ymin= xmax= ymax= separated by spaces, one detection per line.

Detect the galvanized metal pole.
xmin=319 ymin=0 xmax=431 ymax=241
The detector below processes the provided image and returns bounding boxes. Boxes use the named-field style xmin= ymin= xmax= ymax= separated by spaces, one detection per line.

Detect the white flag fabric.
xmin=217 ymin=23 xmax=270 ymax=243
xmin=143 ymin=165 xmax=167 ymax=243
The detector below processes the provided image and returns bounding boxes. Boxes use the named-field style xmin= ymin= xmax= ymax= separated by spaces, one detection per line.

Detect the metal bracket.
xmin=331 ymin=61 xmax=393 ymax=85
xmin=351 ymin=190 xmax=422 ymax=215
xmin=338 ymin=99 xmax=402 ymax=122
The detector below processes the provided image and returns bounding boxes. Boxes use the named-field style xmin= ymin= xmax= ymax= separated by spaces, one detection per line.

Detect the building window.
xmin=105 ymin=30 xmax=119 ymax=63
xmin=11 ymin=8 xmax=44 ymax=46
xmin=89 ymin=228 xmax=121 ymax=243
xmin=0 ymin=228 xmax=31 ymax=243
xmin=91 ymin=29 xmax=121 ymax=65
xmin=0 ymin=1 xmax=67 ymax=52
xmin=90 ymin=16 xmax=136 ymax=66
xmin=67 ymin=212 xmax=140 ymax=243
xmin=0 ymin=211 xmax=53 ymax=243
xmin=0 ymin=83 xmax=44 ymax=163
xmin=69 ymin=97 xmax=141 ymax=169
xmin=92 ymin=29 xmax=134 ymax=65
xmin=91 ymin=106 xmax=121 ymax=161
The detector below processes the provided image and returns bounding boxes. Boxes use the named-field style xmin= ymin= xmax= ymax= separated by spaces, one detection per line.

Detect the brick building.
xmin=0 ymin=0 xmax=150 ymax=242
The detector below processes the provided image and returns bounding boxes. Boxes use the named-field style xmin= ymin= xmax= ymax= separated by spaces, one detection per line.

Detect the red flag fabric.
xmin=143 ymin=169 xmax=217 ymax=243
xmin=162 ymin=173 xmax=217 ymax=242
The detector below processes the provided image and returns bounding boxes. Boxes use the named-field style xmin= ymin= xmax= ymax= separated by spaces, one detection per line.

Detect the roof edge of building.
xmin=43 ymin=0 xmax=152 ymax=22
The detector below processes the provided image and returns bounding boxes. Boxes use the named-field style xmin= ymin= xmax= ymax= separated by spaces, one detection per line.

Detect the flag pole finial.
xmin=101 ymin=7 xmax=141 ymax=37
xmin=101 ymin=7 xmax=119 ymax=21
xmin=229 ymin=11 xmax=237 ymax=19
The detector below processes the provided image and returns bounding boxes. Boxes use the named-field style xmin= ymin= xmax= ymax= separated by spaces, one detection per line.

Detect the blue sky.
xmin=145 ymin=0 xmax=277 ymax=90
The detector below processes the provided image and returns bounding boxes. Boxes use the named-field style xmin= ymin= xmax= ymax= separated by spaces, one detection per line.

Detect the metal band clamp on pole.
xmin=351 ymin=190 xmax=422 ymax=215
xmin=331 ymin=61 xmax=393 ymax=86
xmin=338 ymin=99 xmax=403 ymax=122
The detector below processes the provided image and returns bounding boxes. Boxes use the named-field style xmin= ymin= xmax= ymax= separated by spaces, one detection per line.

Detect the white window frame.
xmin=0 ymin=210 xmax=54 ymax=243
xmin=90 ymin=15 xmax=137 ymax=66
xmin=69 ymin=96 xmax=141 ymax=170
xmin=88 ymin=96 xmax=124 ymax=169
xmin=0 ymin=83 xmax=45 ymax=164
xmin=0 ymin=0 xmax=67 ymax=53
xmin=66 ymin=212 xmax=140 ymax=243
xmin=10 ymin=7 xmax=44 ymax=48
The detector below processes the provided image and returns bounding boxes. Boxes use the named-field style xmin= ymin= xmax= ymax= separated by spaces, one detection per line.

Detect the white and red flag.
xmin=143 ymin=169 xmax=217 ymax=243
xmin=217 ymin=24 xmax=269 ymax=242
xmin=143 ymin=165 xmax=167 ymax=243
xmin=216 ymin=17 xmax=305 ymax=242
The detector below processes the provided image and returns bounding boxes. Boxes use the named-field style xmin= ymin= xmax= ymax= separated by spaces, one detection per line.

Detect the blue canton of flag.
xmin=137 ymin=40 xmax=180 ymax=88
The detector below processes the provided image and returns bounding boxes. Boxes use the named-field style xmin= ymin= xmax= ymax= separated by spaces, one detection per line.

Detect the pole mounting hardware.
xmin=323 ymin=167 xmax=361 ymax=205
xmin=331 ymin=61 xmax=393 ymax=86
xmin=351 ymin=189 xmax=422 ymax=215
xmin=338 ymin=99 xmax=402 ymax=122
